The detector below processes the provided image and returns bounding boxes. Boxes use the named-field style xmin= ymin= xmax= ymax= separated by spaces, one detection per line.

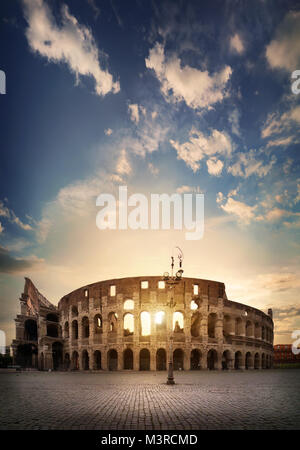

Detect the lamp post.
xmin=162 ymin=247 xmax=184 ymax=385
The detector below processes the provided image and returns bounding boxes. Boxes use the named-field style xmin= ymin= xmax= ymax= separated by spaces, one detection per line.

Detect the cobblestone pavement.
xmin=0 ymin=369 xmax=299 ymax=430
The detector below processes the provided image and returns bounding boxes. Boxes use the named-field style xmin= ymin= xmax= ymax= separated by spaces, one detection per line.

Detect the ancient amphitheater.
xmin=12 ymin=276 xmax=274 ymax=371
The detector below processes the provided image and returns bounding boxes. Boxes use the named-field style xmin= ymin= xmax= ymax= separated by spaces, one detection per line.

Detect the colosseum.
xmin=12 ymin=276 xmax=274 ymax=372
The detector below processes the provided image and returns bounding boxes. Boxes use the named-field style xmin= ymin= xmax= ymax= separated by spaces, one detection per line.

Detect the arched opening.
xmin=155 ymin=311 xmax=166 ymax=333
xmin=123 ymin=348 xmax=133 ymax=369
xmin=108 ymin=312 xmax=118 ymax=333
xmin=156 ymin=348 xmax=166 ymax=370
xmin=46 ymin=313 xmax=58 ymax=322
xmin=207 ymin=349 xmax=218 ymax=370
xmin=108 ymin=349 xmax=118 ymax=371
xmin=208 ymin=313 xmax=217 ymax=338
xmin=64 ymin=353 xmax=70 ymax=370
xmin=124 ymin=299 xmax=134 ymax=310
xmin=190 ymin=349 xmax=202 ymax=370
xmin=52 ymin=342 xmax=63 ymax=370
xmin=255 ymin=323 xmax=260 ymax=339
xmin=262 ymin=353 xmax=266 ymax=369
xmin=261 ymin=326 xmax=265 ymax=340
xmin=64 ymin=322 xmax=69 ymax=338
xmin=140 ymin=312 xmax=151 ymax=336
xmin=47 ymin=323 xmax=58 ymax=338
xmin=246 ymin=321 xmax=253 ymax=338
xmin=39 ymin=352 xmax=44 ymax=371
xmin=222 ymin=350 xmax=232 ymax=370
xmin=24 ymin=319 xmax=38 ymax=341
xmin=16 ymin=344 xmax=38 ymax=368
xmin=173 ymin=348 xmax=184 ymax=370
xmin=123 ymin=313 xmax=134 ymax=336
xmin=94 ymin=351 xmax=101 ymax=370
xmin=82 ymin=317 xmax=89 ymax=338
xmin=72 ymin=320 xmax=78 ymax=339
xmin=234 ymin=351 xmax=243 ymax=370
xmin=245 ymin=352 xmax=252 ymax=369
xmin=235 ymin=317 xmax=243 ymax=336
xmin=173 ymin=312 xmax=184 ymax=333
xmin=254 ymin=353 xmax=260 ymax=369
xmin=191 ymin=312 xmax=202 ymax=337
xmin=94 ymin=314 xmax=103 ymax=334
xmin=82 ymin=350 xmax=89 ymax=370
xmin=223 ymin=315 xmax=233 ymax=336
xmin=71 ymin=351 xmax=79 ymax=370
xmin=71 ymin=306 xmax=78 ymax=318
xmin=139 ymin=348 xmax=150 ymax=370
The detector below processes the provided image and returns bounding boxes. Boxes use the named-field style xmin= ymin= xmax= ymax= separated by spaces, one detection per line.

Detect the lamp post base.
xmin=167 ymin=361 xmax=175 ymax=385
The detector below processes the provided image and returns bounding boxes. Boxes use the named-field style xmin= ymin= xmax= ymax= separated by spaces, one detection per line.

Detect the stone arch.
xmin=223 ymin=315 xmax=234 ymax=336
xmin=94 ymin=314 xmax=103 ymax=334
xmin=123 ymin=313 xmax=134 ymax=336
xmin=261 ymin=353 xmax=266 ymax=369
xmin=64 ymin=353 xmax=70 ymax=370
xmin=207 ymin=349 xmax=218 ymax=370
xmin=235 ymin=317 xmax=243 ymax=336
xmin=82 ymin=349 xmax=89 ymax=370
xmin=52 ymin=342 xmax=63 ymax=370
xmin=24 ymin=319 xmax=38 ymax=341
xmin=108 ymin=312 xmax=118 ymax=333
xmin=108 ymin=349 xmax=118 ymax=371
xmin=140 ymin=311 xmax=151 ymax=336
xmin=245 ymin=351 xmax=253 ymax=369
xmin=190 ymin=349 xmax=202 ymax=370
xmin=254 ymin=323 xmax=260 ymax=339
xmin=261 ymin=325 xmax=265 ymax=340
xmin=47 ymin=323 xmax=58 ymax=338
xmin=139 ymin=348 xmax=150 ymax=370
xmin=71 ymin=351 xmax=79 ymax=370
xmin=173 ymin=312 xmax=184 ymax=333
xmin=94 ymin=350 xmax=101 ymax=370
xmin=222 ymin=350 xmax=233 ymax=370
xmin=208 ymin=313 xmax=217 ymax=338
xmin=46 ymin=313 xmax=58 ymax=322
xmin=234 ymin=351 xmax=243 ymax=369
xmin=64 ymin=321 xmax=69 ymax=338
xmin=156 ymin=348 xmax=166 ymax=370
xmin=173 ymin=348 xmax=184 ymax=370
xmin=191 ymin=312 xmax=202 ymax=337
xmin=72 ymin=320 xmax=78 ymax=339
xmin=246 ymin=320 xmax=253 ymax=338
xmin=123 ymin=348 xmax=133 ymax=370
xmin=16 ymin=343 xmax=38 ymax=368
xmin=71 ymin=305 xmax=78 ymax=318
xmin=254 ymin=352 xmax=260 ymax=369
xmin=82 ymin=316 xmax=89 ymax=338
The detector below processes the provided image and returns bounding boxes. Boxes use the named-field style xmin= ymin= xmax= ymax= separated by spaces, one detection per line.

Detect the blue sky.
xmin=0 ymin=0 xmax=300 ymax=345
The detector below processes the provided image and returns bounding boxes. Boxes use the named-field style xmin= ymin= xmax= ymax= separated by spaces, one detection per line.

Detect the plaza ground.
xmin=0 ymin=369 xmax=299 ymax=430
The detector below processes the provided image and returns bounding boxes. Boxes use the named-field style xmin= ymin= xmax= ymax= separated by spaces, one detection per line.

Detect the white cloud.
xmin=262 ymin=105 xmax=300 ymax=139
xmin=228 ymin=108 xmax=241 ymax=136
xmin=128 ymin=104 xmax=140 ymax=124
xmin=0 ymin=200 xmax=32 ymax=231
xmin=104 ymin=128 xmax=113 ymax=136
xmin=176 ymin=185 xmax=192 ymax=194
xmin=206 ymin=157 xmax=224 ymax=176
xmin=266 ymin=11 xmax=300 ymax=71
xmin=116 ymin=149 xmax=131 ymax=175
xmin=170 ymin=128 xmax=232 ymax=172
xmin=151 ymin=111 xmax=158 ymax=120
xmin=228 ymin=150 xmax=276 ymax=178
xmin=23 ymin=0 xmax=119 ymax=96
xmin=218 ymin=196 xmax=257 ymax=224
xmin=145 ymin=42 xmax=232 ymax=110
xmin=230 ymin=33 xmax=244 ymax=54
xmin=266 ymin=136 xmax=296 ymax=148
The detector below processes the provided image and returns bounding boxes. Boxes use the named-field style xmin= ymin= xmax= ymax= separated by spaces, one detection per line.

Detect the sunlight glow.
xmin=141 ymin=311 xmax=151 ymax=336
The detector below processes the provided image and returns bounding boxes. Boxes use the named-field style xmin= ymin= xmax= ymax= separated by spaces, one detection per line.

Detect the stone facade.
xmin=12 ymin=276 xmax=274 ymax=371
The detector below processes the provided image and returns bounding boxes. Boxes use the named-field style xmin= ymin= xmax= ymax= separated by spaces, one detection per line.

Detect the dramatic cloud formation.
xmin=0 ymin=246 xmax=44 ymax=274
xmin=0 ymin=200 xmax=32 ymax=231
xmin=170 ymin=128 xmax=231 ymax=172
xmin=23 ymin=0 xmax=120 ymax=96
xmin=266 ymin=11 xmax=300 ymax=71
xmin=230 ymin=33 xmax=244 ymax=54
xmin=262 ymin=105 xmax=300 ymax=139
xmin=145 ymin=43 xmax=232 ymax=109
xmin=218 ymin=196 xmax=257 ymax=224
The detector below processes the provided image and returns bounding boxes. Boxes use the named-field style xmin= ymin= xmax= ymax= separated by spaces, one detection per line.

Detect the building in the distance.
xmin=274 ymin=344 xmax=300 ymax=364
xmin=12 ymin=276 xmax=274 ymax=371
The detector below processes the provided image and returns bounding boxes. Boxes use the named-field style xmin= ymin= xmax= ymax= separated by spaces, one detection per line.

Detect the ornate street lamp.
xmin=162 ymin=247 xmax=184 ymax=385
